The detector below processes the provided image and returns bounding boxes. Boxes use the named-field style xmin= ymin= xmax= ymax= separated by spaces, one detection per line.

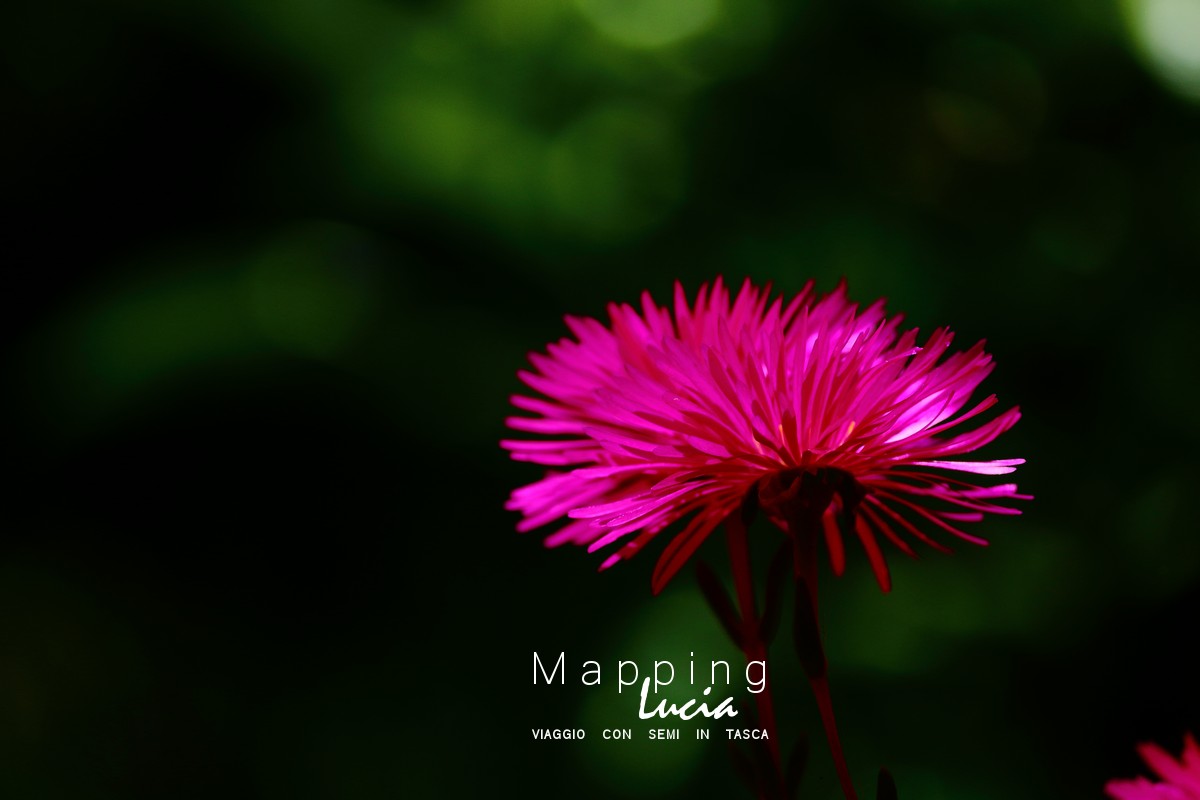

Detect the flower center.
xmin=750 ymin=466 xmax=866 ymax=538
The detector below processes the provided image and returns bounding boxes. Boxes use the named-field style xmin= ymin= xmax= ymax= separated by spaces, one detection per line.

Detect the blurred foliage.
xmin=4 ymin=0 xmax=1200 ymax=797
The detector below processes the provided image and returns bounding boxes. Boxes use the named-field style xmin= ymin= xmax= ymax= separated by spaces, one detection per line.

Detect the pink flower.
xmin=1108 ymin=735 xmax=1200 ymax=800
xmin=503 ymin=278 xmax=1028 ymax=593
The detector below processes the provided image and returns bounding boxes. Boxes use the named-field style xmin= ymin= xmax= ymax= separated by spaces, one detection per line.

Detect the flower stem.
xmin=794 ymin=519 xmax=859 ymax=800
xmin=725 ymin=513 xmax=783 ymax=784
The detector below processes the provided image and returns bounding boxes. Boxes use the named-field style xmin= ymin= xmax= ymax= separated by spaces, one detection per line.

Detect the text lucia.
xmin=532 ymin=651 xmax=767 ymax=722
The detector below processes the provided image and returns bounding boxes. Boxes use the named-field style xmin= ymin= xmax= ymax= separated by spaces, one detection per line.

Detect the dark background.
xmin=4 ymin=0 xmax=1199 ymax=797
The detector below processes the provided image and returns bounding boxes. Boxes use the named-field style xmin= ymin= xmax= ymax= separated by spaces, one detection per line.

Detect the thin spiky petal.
xmin=1107 ymin=735 xmax=1200 ymax=800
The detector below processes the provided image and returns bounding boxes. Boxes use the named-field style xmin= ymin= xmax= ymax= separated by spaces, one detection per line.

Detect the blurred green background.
xmin=4 ymin=0 xmax=1200 ymax=797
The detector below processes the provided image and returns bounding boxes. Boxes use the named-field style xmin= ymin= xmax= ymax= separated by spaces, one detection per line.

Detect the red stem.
xmin=724 ymin=513 xmax=783 ymax=782
xmin=796 ymin=519 xmax=859 ymax=800
xmin=811 ymin=675 xmax=857 ymax=800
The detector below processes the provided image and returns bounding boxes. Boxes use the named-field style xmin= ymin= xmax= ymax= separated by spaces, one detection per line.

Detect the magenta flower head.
xmin=1108 ymin=735 xmax=1200 ymax=800
xmin=503 ymin=277 xmax=1027 ymax=594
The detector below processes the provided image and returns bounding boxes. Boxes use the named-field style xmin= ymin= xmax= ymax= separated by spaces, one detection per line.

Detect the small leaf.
xmin=695 ymin=560 xmax=744 ymax=648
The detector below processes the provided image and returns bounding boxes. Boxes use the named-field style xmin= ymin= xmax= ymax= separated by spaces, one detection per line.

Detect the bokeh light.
xmin=1125 ymin=0 xmax=1200 ymax=101
xmin=573 ymin=0 xmax=721 ymax=49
